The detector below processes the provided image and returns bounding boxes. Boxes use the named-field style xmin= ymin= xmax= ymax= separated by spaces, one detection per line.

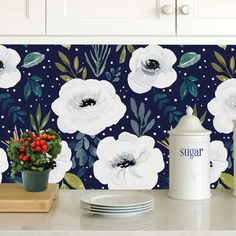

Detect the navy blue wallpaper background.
xmin=0 ymin=44 xmax=234 ymax=190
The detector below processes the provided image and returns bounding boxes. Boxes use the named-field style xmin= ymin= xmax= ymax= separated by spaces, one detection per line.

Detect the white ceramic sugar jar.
xmin=168 ymin=106 xmax=211 ymax=200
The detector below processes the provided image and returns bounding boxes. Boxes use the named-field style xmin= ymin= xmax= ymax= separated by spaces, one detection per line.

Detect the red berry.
xmin=32 ymin=134 xmax=37 ymax=138
xmin=19 ymin=138 xmax=24 ymax=143
xmin=30 ymin=142 xmax=36 ymax=148
xmin=28 ymin=137 xmax=32 ymax=142
xmin=36 ymin=141 xmax=41 ymax=146
xmin=19 ymin=154 xmax=24 ymax=160
xmin=23 ymin=156 xmax=28 ymax=161
xmin=35 ymin=146 xmax=41 ymax=152
xmin=19 ymin=145 xmax=25 ymax=152
xmin=42 ymin=145 xmax=48 ymax=150
xmin=40 ymin=140 xmax=46 ymax=146
xmin=36 ymin=137 xmax=41 ymax=141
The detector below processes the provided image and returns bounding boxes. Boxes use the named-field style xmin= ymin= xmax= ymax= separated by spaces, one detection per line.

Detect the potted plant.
xmin=5 ymin=128 xmax=62 ymax=192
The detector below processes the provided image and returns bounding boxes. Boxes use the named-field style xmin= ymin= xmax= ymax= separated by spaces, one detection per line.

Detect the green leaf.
xmin=130 ymin=98 xmax=138 ymax=119
xmin=220 ymin=173 xmax=234 ymax=189
xmin=186 ymin=80 xmax=198 ymax=97
xmin=130 ymin=119 xmax=139 ymax=136
xmin=127 ymin=45 xmax=135 ymax=54
xmin=82 ymin=67 xmax=87 ymax=80
xmin=216 ymin=75 xmax=230 ymax=81
xmin=116 ymin=45 xmax=123 ymax=52
xmin=60 ymin=182 xmax=69 ymax=190
xmin=55 ymin=62 xmax=67 ymax=72
xmin=200 ymin=111 xmax=207 ymax=124
xmin=180 ymin=81 xmax=188 ymax=100
xmin=58 ymin=51 xmax=70 ymax=67
xmin=64 ymin=173 xmax=85 ymax=189
xmin=30 ymin=113 xmax=37 ymax=132
xmin=22 ymin=52 xmax=45 ymax=68
xmin=138 ymin=103 xmax=145 ymax=122
xmin=214 ymin=51 xmax=226 ymax=67
xmin=74 ymin=56 xmax=79 ymax=72
xmin=216 ymin=182 xmax=225 ymax=190
xmin=142 ymin=119 xmax=155 ymax=135
xmin=60 ymin=75 xmax=73 ymax=81
xmin=31 ymin=81 xmax=42 ymax=97
xmin=211 ymin=63 xmax=224 ymax=73
xmin=230 ymin=56 xmax=235 ymax=72
xmin=119 ymin=47 xmax=126 ymax=64
xmin=24 ymin=81 xmax=32 ymax=101
xmin=178 ymin=52 xmax=201 ymax=68
xmin=40 ymin=111 xmax=51 ymax=130
xmin=218 ymin=45 xmax=227 ymax=50
xmin=36 ymin=104 xmax=41 ymax=127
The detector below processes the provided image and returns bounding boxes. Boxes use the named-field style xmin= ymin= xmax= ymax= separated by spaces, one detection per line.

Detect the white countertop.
xmin=0 ymin=190 xmax=236 ymax=236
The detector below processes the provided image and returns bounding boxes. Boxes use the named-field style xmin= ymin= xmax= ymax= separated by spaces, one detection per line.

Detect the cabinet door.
xmin=0 ymin=0 xmax=45 ymax=35
xmin=177 ymin=0 xmax=236 ymax=35
xmin=47 ymin=0 xmax=175 ymax=36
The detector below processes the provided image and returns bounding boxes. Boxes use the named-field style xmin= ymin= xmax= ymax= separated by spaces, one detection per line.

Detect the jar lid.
xmin=168 ymin=106 xmax=211 ymax=136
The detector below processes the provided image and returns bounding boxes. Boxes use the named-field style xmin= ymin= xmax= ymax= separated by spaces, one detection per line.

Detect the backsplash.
xmin=0 ymin=44 xmax=234 ymax=190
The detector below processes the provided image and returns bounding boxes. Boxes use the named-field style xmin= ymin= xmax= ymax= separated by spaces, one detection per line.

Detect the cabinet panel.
xmin=47 ymin=0 xmax=175 ymax=36
xmin=177 ymin=0 xmax=236 ymax=35
xmin=0 ymin=0 xmax=45 ymax=35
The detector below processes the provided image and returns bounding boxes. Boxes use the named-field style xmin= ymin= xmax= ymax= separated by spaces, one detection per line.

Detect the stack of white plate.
xmin=80 ymin=191 xmax=154 ymax=216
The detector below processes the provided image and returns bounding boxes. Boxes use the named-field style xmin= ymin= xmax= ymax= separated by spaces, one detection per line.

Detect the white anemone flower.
xmin=49 ymin=141 xmax=72 ymax=183
xmin=127 ymin=45 xmax=177 ymax=94
xmin=208 ymin=79 xmax=236 ymax=133
xmin=210 ymin=141 xmax=228 ymax=183
xmin=93 ymin=132 xmax=165 ymax=189
xmin=0 ymin=148 xmax=9 ymax=183
xmin=0 ymin=45 xmax=21 ymax=89
xmin=52 ymin=79 xmax=126 ymax=135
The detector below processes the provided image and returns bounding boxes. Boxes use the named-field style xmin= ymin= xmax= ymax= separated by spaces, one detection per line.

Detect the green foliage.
xmin=130 ymin=98 xmax=156 ymax=136
xmin=63 ymin=173 xmax=84 ymax=189
xmin=29 ymin=104 xmax=51 ymax=135
xmin=85 ymin=45 xmax=111 ymax=77
xmin=55 ymin=50 xmax=87 ymax=81
xmin=6 ymin=129 xmax=62 ymax=178
xmin=211 ymin=50 xmax=236 ymax=81
xmin=179 ymin=76 xmax=199 ymax=100
xmin=116 ymin=45 xmax=135 ymax=64
xmin=105 ymin=67 xmax=121 ymax=83
xmin=24 ymin=76 xmax=43 ymax=101
xmin=22 ymin=52 xmax=45 ymax=68
xmin=178 ymin=52 xmax=201 ymax=68
xmin=220 ymin=173 xmax=234 ymax=189
xmin=0 ymin=93 xmax=26 ymax=124
xmin=192 ymin=104 xmax=207 ymax=124
xmin=153 ymin=93 xmax=183 ymax=124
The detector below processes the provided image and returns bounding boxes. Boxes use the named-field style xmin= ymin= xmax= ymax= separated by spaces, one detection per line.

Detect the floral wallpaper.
xmin=0 ymin=44 xmax=234 ymax=190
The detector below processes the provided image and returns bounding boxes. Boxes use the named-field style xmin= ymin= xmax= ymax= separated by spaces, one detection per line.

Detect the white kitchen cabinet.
xmin=46 ymin=0 xmax=176 ymax=36
xmin=0 ymin=0 xmax=45 ymax=35
xmin=0 ymin=0 xmax=235 ymax=37
xmin=177 ymin=0 xmax=236 ymax=36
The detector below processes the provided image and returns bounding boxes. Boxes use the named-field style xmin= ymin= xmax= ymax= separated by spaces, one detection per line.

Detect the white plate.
xmin=81 ymin=204 xmax=153 ymax=213
xmin=81 ymin=201 xmax=154 ymax=211
xmin=80 ymin=192 xmax=154 ymax=208
xmin=82 ymin=206 xmax=153 ymax=216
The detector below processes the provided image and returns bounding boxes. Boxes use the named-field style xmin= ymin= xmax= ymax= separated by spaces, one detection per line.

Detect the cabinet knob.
xmin=162 ymin=5 xmax=174 ymax=15
xmin=180 ymin=5 xmax=190 ymax=15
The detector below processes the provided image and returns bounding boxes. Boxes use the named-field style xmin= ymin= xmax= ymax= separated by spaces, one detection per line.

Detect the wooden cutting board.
xmin=0 ymin=184 xmax=59 ymax=213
